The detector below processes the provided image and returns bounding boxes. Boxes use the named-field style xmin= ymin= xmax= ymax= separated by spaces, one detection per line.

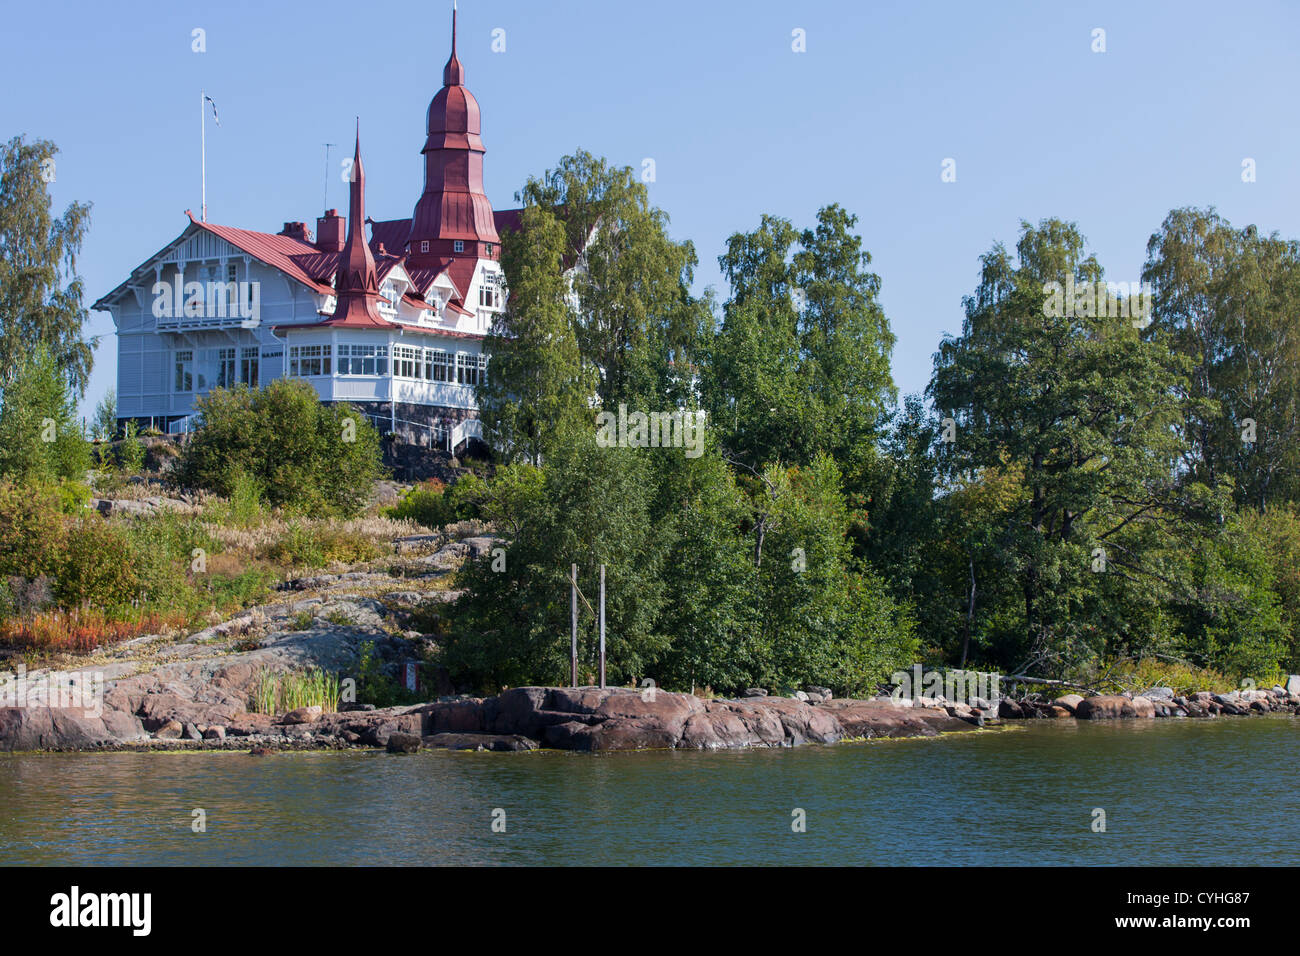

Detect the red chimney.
xmin=316 ymin=209 xmax=345 ymax=252
xmin=279 ymin=221 xmax=311 ymax=241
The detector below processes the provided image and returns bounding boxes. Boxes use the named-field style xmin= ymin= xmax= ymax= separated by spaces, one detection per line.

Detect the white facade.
xmin=95 ymin=221 xmax=504 ymax=434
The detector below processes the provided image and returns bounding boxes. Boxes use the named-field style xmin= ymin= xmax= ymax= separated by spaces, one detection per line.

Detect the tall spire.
xmin=444 ymin=1 xmax=463 ymax=87
xmin=408 ymin=0 xmax=498 ymax=266
xmin=328 ymin=121 xmax=388 ymax=327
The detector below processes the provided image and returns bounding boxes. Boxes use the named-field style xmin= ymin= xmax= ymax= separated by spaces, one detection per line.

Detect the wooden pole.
xmin=570 ymin=563 xmax=578 ymax=687
xmin=598 ymin=564 xmax=606 ymax=689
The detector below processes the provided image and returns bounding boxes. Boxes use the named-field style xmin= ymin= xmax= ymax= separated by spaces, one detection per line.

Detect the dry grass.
xmin=200 ymin=514 xmax=424 ymax=552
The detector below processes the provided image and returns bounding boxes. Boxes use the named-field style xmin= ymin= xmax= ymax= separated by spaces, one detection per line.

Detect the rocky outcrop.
xmin=0 ymin=676 xmax=986 ymax=752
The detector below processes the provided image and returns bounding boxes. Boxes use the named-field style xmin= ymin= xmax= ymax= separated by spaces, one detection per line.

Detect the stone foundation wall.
xmin=337 ymin=402 xmax=478 ymax=449
xmin=332 ymin=401 xmax=482 ymax=481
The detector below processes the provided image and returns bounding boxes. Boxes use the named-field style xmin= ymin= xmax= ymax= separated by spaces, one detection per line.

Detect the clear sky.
xmin=3 ymin=0 xmax=1298 ymax=419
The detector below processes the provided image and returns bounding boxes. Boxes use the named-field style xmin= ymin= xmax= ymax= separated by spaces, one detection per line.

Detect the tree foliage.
xmin=175 ymin=379 xmax=383 ymax=517
xmin=0 ymin=135 xmax=94 ymax=394
xmin=702 ymin=205 xmax=896 ymax=471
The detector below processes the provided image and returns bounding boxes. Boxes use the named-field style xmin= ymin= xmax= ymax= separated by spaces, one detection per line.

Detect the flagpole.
xmin=200 ymin=89 xmax=207 ymax=222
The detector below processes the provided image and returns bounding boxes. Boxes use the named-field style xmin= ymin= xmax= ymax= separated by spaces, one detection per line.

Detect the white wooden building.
xmin=93 ymin=9 xmax=517 ymax=452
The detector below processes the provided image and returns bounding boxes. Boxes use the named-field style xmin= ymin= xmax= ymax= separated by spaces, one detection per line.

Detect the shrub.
xmin=0 ymin=607 xmax=185 ymax=653
xmin=57 ymin=517 xmax=138 ymax=608
xmin=0 ymin=483 xmax=66 ymax=579
xmin=263 ymin=521 xmax=380 ymax=570
xmin=385 ymin=479 xmax=452 ymax=529
xmin=176 ymin=379 xmax=383 ymax=517
xmin=116 ymin=421 xmax=146 ymax=474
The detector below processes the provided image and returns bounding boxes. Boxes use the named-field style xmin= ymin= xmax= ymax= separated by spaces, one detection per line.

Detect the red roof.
xmin=407 ymin=4 xmax=499 ymax=261
xmin=319 ymin=128 xmax=390 ymax=328
xmin=184 ymin=212 xmax=333 ymax=295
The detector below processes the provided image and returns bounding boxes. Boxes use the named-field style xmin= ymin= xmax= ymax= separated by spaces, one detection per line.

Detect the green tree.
xmin=481 ymin=203 xmax=593 ymax=463
xmin=0 ymin=136 xmax=94 ymax=393
xmin=928 ymin=219 xmax=1200 ymax=675
xmin=0 ymin=344 xmax=90 ymax=485
xmin=748 ymin=454 xmax=915 ymax=695
xmin=445 ymin=432 xmax=668 ymax=690
xmin=92 ymin=387 xmax=117 ymax=441
xmin=650 ymin=437 xmax=758 ymax=694
xmin=517 ymin=150 xmax=705 ymax=411
xmin=703 ymin=205 xmax=896 ymax=471
xmin=1143 ymin=207 xmax=1300 ymax=511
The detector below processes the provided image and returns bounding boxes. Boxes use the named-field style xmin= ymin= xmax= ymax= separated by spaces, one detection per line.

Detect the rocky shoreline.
xmin=4 ymin=675 xmax=1298 ymax=754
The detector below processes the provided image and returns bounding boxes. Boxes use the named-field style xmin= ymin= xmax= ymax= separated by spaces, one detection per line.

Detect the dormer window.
xmin=453 ymin=240 xmax=464 ymax=253
xmin=420 ymin=240 xmax=430 ymax=253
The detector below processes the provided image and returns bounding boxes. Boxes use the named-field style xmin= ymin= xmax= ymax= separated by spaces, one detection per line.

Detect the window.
xmin=479 ymin=271 xmax=499 ymax=308
xmin=453 ymin=239 xmax=464 ymax=253
xmin=288 ymin=344 xmax=331 ymax=376
xmin=226 ymin=264 xmax=239 ymax=313
xmin=241 ymin=347 xmax=259 ymax=387
xmin=420 ymin=240 xmax=429 ymax=253
xmin=428 ymin=349 xmax=453 ymax=382
xmin=484 ymin=242 xmax=494 ymax=256
xmin=217 ymin=348 xmax=237 ymax=388
xmin=339 ymin=344 xmax=388 ymax=376
xmin=174 ymin=350 xmax=194 ymax=392
xmin=456 ymin=352 xmax=487 ymax=386
xmin=393 ymin=344 xmax=419 ymax=379
xmin=380 ymin=282 xmax=397 ymax=312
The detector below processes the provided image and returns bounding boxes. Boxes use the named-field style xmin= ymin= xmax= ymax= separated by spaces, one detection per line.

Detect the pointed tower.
xmin=407 ymin=1 xmax=499 ymax=269
xmin=327 ymin=124 xmax=389 ymax=327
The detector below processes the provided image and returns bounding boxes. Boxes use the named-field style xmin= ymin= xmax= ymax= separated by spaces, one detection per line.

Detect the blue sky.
xmin=3 ymin=0 xmax=1298 ymax=419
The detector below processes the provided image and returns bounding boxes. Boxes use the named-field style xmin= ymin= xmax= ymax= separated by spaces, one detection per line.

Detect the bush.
xmin=385 ymin=479 xmax=452 ymax=529
xmin=175 ymin=379 xmax=383 ymax=517
xmin=116 ymin=421 xmax=146 ymax=474
xmin=0 ymin=483 xmax=66 ymax=579
xmin=57 ymin=518 xmax=139 ymax=608
xmin=263 ymin=521 xmax=381 ymax=569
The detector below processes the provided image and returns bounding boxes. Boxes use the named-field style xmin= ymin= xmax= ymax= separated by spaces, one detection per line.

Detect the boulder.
xmin=1075 ymin=695 xmax=1152 ymax=719
xmin=743 ymin=687 xmax=768 ymax=698
xmin=997 ymin=698 xmax=1024 ymax=719
xmin=202 ymin=725 xmax=226 ymax=740
xmin=1285 ymin=675 xmax=1300 ymax=696
xmin=1213 ymin=694 xmax=1248 ymax=716
xmin=281 ymin=705 xmax=322 ymax=725
xmin=421 ymin=698 xmax=485 ymax=734
xmin=154 ymin=719 xmax=184 ymax=739
xmin=1054 ymin=694 xmax=1084 ymax=713
xmin=484 ymin=686 xmax=550 ymax=737
xmin=386 ymin=732 xmax=421 ymax=754
xmin=1140 ymin=686 xmax=1175 ymax=701
xmin=0 ymin=703 xmax=147 ymax=751
xmin=557 ymin=716 xmax=680 ymax=752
